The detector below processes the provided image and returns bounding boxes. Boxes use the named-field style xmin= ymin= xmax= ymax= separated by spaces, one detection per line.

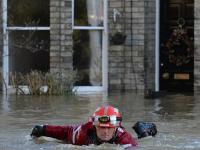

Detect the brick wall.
xmin=49 ymin=0 xmax=199 ymax=93
xmin=50 ymin=0 xmax=73 ymax=77
xmin=144 ymin=0 xmax=156 ymax=91
xmin=108 ymin=0 xmax=147 ymax=91
xmin=49 ymin=0 xmax=160 ymax=92
xmin=1 ymin=0 xmax=198 ymax=93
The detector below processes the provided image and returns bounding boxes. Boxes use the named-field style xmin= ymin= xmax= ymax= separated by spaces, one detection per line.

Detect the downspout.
xmin=155 ymin=0 xmax=160 ymax=92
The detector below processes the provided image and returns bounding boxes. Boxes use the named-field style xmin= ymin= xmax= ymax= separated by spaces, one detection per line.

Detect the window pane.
xmin=73 ymin=30 xmax=102 ymax=86
xmin=74 ymin=0 xmax=104 ymax=26
xmin=8 ymin=0 xmax=49 ymax=26
xmin=9 ymin=30 xmax=50 ymax=74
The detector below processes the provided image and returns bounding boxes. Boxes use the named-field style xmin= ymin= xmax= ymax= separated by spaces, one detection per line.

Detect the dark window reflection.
xmin=73 ymin=30 xmax=90 ymax=85
xmin=8 ymin=0 xmax=49 ymax=26
xmin=74 ymin=0 xmax=103 ymax=26
xmin=9 ymin=30 xmax=50 ymax=74
xmin=73 ymin=30 xmax=102 ymax=86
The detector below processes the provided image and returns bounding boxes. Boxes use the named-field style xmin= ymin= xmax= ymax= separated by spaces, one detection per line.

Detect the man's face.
xmin=96 ymin=126 xmax=116 ymax=141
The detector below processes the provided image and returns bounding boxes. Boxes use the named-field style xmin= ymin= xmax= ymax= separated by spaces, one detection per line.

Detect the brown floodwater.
xmin=0 ymin=92 xmax=199 ymax=150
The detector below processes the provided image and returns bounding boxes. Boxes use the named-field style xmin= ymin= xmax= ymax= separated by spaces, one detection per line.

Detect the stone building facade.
xmin=1 ymin=0 xmax=198 ymax=93
xmin=50 ymin=0 xmax=155 ymax=92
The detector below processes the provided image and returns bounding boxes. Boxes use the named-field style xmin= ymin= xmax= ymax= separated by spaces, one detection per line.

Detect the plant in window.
xmin=10 ymin=70 xmax=77 ymax=95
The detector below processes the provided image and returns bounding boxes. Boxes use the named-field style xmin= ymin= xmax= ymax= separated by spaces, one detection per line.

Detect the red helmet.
xmin=92 ymin=105 xmax=122 ymax=128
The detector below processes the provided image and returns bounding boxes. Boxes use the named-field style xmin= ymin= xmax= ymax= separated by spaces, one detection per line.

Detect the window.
xmin=3 ymin=0 xmax=50 ymax=85
xmin=72 ymin=0 xmax=108 ymax=92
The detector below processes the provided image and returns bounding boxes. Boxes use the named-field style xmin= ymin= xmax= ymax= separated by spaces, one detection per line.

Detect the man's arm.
xmin=115 ymin=127 xmax=138 ymax=148
xmin=31 ymin=125 xmax=75 ymax=143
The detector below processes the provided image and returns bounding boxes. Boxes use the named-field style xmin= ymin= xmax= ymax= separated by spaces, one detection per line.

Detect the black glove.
xmin=30 ymin=125 xmax=46 ymax=137
xmin=132 ymin=121 xmax=157 ymax=139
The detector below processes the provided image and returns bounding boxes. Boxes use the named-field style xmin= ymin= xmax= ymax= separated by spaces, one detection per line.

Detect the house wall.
xmin=0 ymin=0 xmax=197 ymax=93
xmin=108 ymin=0 xmax=156 ymax=92
xmin=50 ymin=0 xmax=199 ymax=93
xmin=144 ymin=0 xmax=156 ymax=91
xmin=50 ymin=0 xmax=155 ymax=92
xmin=50 ymin=0 xmax=73 ymax=77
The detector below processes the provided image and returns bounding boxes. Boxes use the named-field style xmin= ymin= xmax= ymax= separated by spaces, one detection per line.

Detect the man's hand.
xmin=30 ymin=125 xmax=45 ymax=137
xmin=132 ymin=121 xmax=157 ymax=139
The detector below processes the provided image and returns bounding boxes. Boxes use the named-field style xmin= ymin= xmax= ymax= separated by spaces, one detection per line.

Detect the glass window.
xmin=74 ymin=0 xmax=104 ymax=26
xmin=73 ymin=30 xmax=102 ymax=86
xmin=6 ymin=0 xmax=50 ymax=75
xmin=9 ymin=30 xmax=50 ymax=74
xmin=8 ymin=0 xmax=49 ymax=26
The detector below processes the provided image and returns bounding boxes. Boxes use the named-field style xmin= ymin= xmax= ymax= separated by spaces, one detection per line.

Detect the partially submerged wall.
xmin=50 ymin=0 xmax=73 ymax=77
xmin=108 ymin=0 xmax=155 ymax=92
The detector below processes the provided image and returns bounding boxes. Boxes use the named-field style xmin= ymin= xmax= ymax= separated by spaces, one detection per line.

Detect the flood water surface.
xmin=0 ymin=93 xmax=199 ymax=150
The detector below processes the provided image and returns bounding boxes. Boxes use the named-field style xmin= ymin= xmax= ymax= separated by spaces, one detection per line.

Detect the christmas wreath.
xmin=162 ymin=19 xmax=193 ymax=66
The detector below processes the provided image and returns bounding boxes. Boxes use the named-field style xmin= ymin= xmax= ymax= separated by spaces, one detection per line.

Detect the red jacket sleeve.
xmin=115 ymin=127 xmax=138 ymax=148
xmin=44 ymin=125 xmax=76 ymax=143
xmin=43 ymin=122 xmax=93 ymax=145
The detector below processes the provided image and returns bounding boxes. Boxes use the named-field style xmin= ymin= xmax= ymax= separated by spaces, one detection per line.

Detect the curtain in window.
xmin=87 ymin=0 xmax=103 ymax=85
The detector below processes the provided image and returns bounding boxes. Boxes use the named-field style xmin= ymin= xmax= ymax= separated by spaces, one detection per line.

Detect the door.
xmin=160 ymin=0 xmax=194 ymax=92
xmin=72 ymin=0 xmax=108 ymax=93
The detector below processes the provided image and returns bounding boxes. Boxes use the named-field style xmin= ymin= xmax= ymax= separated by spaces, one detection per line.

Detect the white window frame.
xmin=2 ymin=0 xmax=50 ymax=92
xmin=72 ymin=0 xmax=108 ymax=94
xmin=155 ymin=0 xmax=160 ymax=92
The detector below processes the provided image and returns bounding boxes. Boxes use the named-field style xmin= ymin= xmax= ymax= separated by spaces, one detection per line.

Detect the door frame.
xmin=158 ymin=0 xmax=194 ymax=92
xmin=72 ymin=0 xmax=108 ymax=94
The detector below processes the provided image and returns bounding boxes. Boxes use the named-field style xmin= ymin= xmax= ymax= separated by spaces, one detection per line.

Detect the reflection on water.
xmin=0 ymin=93 xmax=200 ymax=150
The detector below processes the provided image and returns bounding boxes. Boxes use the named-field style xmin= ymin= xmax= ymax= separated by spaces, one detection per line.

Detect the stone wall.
xmin=50 ymin=0 xmax=73 ymax=76
xmin=1 ymin=0 xmax=197 ymax=93
xmin=108 ymin=0 xmax=125 ymax=91
xmin=108 ymin=0 xmax=146 ymax=91
xmin=49 ymin=0 xmax=198 ymax=93
xmin=144 ymin=0 xmax=156 ymax=91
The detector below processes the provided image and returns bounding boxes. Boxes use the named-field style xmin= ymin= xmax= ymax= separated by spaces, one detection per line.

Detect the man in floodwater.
xmin=31 ymin=105 xmax=138 ymax=149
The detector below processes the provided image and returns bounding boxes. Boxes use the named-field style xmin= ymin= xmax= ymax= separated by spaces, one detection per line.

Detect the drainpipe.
xmin=155 ymin=0 xmax=160 ymax=92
